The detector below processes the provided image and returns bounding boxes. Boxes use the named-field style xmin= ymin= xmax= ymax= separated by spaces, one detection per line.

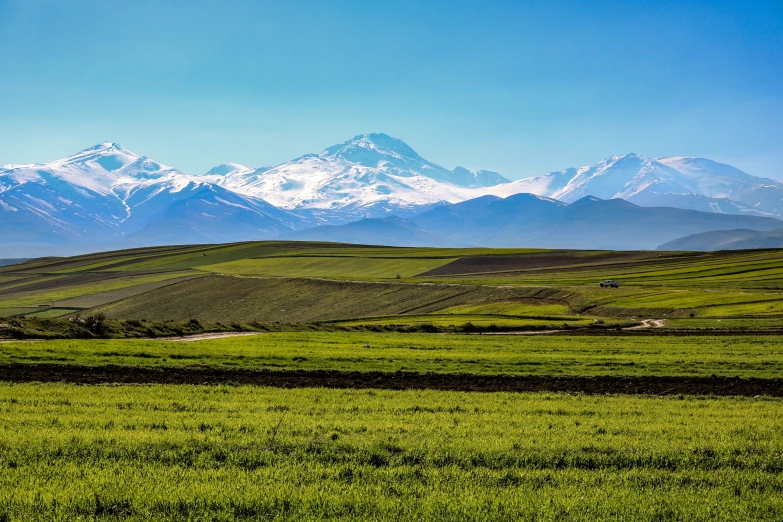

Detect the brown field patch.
xmin=2 ymin=364 xmax=782 ymax=396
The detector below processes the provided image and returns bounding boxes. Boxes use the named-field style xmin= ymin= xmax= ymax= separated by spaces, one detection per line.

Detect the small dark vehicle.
xmin=600 ymin=279 xmax=620 ymax=288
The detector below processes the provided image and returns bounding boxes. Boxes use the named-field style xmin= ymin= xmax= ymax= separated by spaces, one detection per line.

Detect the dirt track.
xmin=154 ymin=332 xmax=263 ymax=342
xmin=625 ymin=319 xmax=668 ymax=330
xmin=466 ymin=318 xmax=667 ymax=335
xmin=2 ymin=364 xmax=782 ymax=396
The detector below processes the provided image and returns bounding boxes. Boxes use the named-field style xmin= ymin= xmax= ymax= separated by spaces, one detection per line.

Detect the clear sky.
xmin=1 ymin=0 xmax=781 ymax=180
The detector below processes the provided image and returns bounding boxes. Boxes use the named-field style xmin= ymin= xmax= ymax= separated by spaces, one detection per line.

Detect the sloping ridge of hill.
xmin=658 ymin=228 xmax=783 ymax=251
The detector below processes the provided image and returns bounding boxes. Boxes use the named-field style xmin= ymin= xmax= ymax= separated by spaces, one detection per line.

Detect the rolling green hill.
xmin=1 ymin=241 xmax=782 ymax=329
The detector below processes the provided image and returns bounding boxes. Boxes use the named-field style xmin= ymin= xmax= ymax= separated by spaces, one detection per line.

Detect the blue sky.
xmin=1 ymin=0 xmax=781 ymax=180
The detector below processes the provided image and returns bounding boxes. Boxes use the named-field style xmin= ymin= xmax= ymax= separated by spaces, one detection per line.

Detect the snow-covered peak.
xmin=87 ymin=141 xmax=125 ymax=152
xmin=657 ymin=156 xmax=772 ymax=185
xmin=491 ymin=152 xmax=783 ymax=217
xmin=320 ymin=133 xmax=422 ymax=165
xmin=0 ymin=142 xmax=185 ymax=198
xmin=204 ymin=162 xmax=253 ymax=176
xmin=56 ymin=142 xmax=140 ymax=171
xmin=218 ymin=133 xmax=513 ymax=211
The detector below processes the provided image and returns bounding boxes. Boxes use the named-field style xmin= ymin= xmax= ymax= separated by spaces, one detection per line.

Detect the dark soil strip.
xmin=2 ymin=364 xmax=782 ymax=396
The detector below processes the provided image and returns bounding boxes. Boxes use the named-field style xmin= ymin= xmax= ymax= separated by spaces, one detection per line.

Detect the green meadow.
xmin=1 ymin=384 xmax=782 ymax=521
xmin=2 ymin=332 xmax=782 ymax=378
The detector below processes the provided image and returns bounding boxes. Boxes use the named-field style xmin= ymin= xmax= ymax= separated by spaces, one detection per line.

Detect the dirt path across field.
xmin=463 ymin=319 xmax=668 ymax=336
xmin=151 ymin=331 xmax=264 ymax=342
xmin=2 ymin=364 xmax=782 ymax=396
xmin=625 ymin=319 xmax=668 ymax=330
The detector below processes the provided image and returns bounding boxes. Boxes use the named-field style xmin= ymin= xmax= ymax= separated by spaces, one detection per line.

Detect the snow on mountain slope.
xmin=125 ymin=183 xmax=299 ymax=245
xmin=203 ymin=163 xmax=257 ymax=177
xmin=488 ymin=153 xmax=783 ymax=217
xmin=0 ymin=142 xmax=191 ymax=201
xmin=0 ymin=143 xmax=300 ymax=254
xmin=219 ymin=133 xmax=510 ymax=212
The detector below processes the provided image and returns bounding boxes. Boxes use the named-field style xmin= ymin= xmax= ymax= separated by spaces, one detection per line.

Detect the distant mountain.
xmin=218 ymin=133 xmax=510 ymax=217
xmin=410 ymin=195 xmax=783 ymax=250
xmin=492 ymin=153 xmax=783 ymax=218
xmin=0 ymin=258 xmax=29 ymax=267
xmin=0 ymin=142 xmax=301 ymax=256
xmin=203 ymin=162 xmax=258 ymax=177
xmin=658 ymin=228 xmax=783 ymax=251
xmin=284 ymin=216 xmax=454 ymax=247
xmin=124 ymin=184 xmax=301 ymax=245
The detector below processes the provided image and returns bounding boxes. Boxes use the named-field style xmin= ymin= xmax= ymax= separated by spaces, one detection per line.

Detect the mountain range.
xmin=1 ymin=133 xmax=782 ymax=255
xmin=298 ymin=194 xmax=782 ymax=251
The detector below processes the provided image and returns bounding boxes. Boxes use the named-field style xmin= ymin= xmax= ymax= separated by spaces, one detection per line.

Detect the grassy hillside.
xmin=94 ymin=276 xmax=577 ymax=323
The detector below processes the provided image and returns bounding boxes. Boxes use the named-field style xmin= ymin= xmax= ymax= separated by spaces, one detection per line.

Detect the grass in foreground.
xmin=2 ymin=332 xmax=783 ymax=378
xmin=1 ymin=384 xmax=781 ymax=521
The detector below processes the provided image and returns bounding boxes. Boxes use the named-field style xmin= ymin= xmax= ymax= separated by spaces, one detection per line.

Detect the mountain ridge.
xmin=493 ymin=152 xmax=783 ymax=217
xmin=3 ymin=134 xmax=782 ymax=255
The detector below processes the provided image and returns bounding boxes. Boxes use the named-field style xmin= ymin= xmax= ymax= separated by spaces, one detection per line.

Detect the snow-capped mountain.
xmin=218 ymin=133 xmax=510 ymax=215
xmin=0 ymin=143 xmax=301 ymax=255
xmin=3 ymin=134 xmax=782 ymax=255
xmin=491 ymin=153 xmax=783 ymax=217
xmin=203 ymin=163 xmax=257 ymax=177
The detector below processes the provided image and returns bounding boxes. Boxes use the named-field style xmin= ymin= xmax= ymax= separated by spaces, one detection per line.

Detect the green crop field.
xmin=200 ymin=256 xmax=456 ymax=279
xmin=438 ymin=301 xmax=573 ymax=316
xmin=2 ymin=332 xmax=782 ymax=378
xmin=1 ymin=384 xmax=782 ymax=521
xmin=332 ymin=314 xmax=602 ymax=329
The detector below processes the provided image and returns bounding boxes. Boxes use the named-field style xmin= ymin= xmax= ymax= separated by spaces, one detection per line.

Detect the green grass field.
xmin=200 ymin=256 xmax=456 ymax=279
xmin=2 ymin=332 xmax=782 ymax=378
xmin=1 ymin=383 xmax=781 ymax=521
